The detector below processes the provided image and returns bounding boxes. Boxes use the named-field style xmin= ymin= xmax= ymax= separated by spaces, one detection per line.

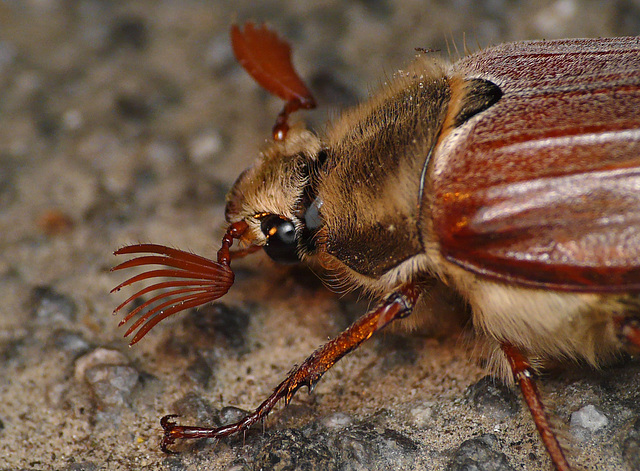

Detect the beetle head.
xmin=225 ymin=126 xmax=324 ymax=263
xmin=111 ymin=22 xmax=323 ymax=343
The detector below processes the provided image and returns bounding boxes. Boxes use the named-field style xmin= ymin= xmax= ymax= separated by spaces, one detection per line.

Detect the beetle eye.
xmin=260 ymin=215 xmax=299 ymax=263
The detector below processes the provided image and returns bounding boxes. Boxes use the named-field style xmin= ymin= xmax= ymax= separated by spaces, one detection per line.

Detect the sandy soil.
xmin=0 ymin=1 xmax=639 ymax=470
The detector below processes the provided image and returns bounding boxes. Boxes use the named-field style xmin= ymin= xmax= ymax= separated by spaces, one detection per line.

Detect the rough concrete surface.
xmin=0 ymin=1 xmax=639 ymax=470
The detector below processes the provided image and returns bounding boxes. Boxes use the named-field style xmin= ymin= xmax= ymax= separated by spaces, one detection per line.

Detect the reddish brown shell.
xmin=432 ymin=37 xmax=640 ymax=292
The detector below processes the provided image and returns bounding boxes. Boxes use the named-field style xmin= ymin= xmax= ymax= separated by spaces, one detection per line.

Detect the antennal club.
xmin=111 ymin=221 xmax=251 ymax=345
xmin=231 ymin=22 xmax=316 ymax=141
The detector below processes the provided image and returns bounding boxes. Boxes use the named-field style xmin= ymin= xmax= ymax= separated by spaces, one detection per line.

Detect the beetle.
xmin=111 ymin=23 xmax=640 ymax=470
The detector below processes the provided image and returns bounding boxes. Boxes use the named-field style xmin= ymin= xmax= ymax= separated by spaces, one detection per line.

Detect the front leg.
xmin=161 ymin=284 xmax=421 ymax=452
xmin=614 ymin=314 xmax=640 ymax=351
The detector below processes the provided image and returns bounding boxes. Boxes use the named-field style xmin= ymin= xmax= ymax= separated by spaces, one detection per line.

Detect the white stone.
xmin=570 ymin=404 xmax=609 ymax=432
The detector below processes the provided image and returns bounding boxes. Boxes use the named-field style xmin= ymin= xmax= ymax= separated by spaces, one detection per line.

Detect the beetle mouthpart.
xmin=111 ymin=221 xmax=250 ymax=345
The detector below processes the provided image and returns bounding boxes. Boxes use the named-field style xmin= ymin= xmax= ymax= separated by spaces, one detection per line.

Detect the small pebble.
xmin=448 ymin=434 xmax=514 ymax=471
xmin=30 ymin=286 xmax=77 ymax=325
xmin=219 ymin=406 xmax=249 ymax=427
xmin=172 ymin=392 xmax=219 ymax=427
xmin=381 ymin=427 xmax=419 ymax=453
xmin=188 ymin=131 xmax=223 ymax=165
xmin=571 ymin=404 xmax=609 ymax=432
xmin=64 ymin=461 xmax=98 ymax=471
xmin=51 ymin=329 xmax=90 ymax=356
xmin=84 ymin=364 xmax=139 ymax=408
xmin=254 ymin=429 xmax=335 ymax=471
xmin=62 ymin=109 xmax=83 ymax=131
xmin=74 ymin=348 xmax=129 ymax=382
xmin=409 ymin=403 xmax=433 ymax=428
xmin=465 ymin=375 xmax=520 ymax=420
xmin=184 ymin=353 xmax=213 ymax=387
xmin=331 ymin=422 xmax=418 ymax=469
xmin=570 ymin=404 xmax=609 ymax=441
xmin=321 ymin=412 xmax=353 ymax=429
xmin=332 ymin=426 xmax=377 ymax=467
xmin=185 ymin=303 xmax=250 ymax=351
xmin=623 ymin=418 xmax=640 ymax=469
xmin=161 ymin=457 xmax=188 ymax=471
xmin=145 ymin=139 xmax=182 ymax=174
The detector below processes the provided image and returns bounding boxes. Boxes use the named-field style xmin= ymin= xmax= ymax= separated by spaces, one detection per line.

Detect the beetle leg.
xmin=501 ymin=343 xmax=571 ymax=471
xmin=613 ymin=315 xmax=640 ymax=351
xmin=160 ymin=284 xmax=421 ymax=453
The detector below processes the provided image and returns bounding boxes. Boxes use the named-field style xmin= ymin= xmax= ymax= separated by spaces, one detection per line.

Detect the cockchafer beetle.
xmin=112 ymin=23 xmax=640 ymax=470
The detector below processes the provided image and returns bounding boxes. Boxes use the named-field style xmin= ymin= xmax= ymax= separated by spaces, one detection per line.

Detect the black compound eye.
xmin=260 ymin=215 xmax=299 ymax=263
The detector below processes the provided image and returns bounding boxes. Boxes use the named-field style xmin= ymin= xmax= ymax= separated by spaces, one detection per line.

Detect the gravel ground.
xmin=1 ymin=1 xmax=639 ymax=470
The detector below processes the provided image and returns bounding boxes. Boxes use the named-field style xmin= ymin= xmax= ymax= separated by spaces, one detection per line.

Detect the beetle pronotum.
xmin=112 ymin=23 xmax=640 ymax=470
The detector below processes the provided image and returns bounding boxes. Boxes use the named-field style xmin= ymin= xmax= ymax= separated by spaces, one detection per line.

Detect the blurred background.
xmin=0 ymin=1 xmax=638 ymax=470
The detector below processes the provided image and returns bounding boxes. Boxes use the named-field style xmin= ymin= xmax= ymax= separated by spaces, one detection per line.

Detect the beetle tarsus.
xmin=158 ymin=284 xmax=420 ymax=452
xmin=160 ymin=414 xmax=180 ymax=453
